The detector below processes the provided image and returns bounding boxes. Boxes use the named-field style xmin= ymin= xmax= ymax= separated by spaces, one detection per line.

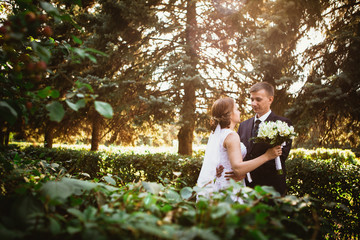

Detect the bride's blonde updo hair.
xmin=210 ymin=97 xmax=234 ymax=132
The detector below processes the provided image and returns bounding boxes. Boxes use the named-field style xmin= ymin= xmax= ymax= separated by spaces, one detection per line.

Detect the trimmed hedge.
xmin=21 ymin=146 xmax=101 ymax=178
xmin=287 ymin=157 xmax=360 ymax=239
xmin=21 ymin=146 xmax=203 ymax=187
xmin=289 ymin=148 xmax=358 ymax=164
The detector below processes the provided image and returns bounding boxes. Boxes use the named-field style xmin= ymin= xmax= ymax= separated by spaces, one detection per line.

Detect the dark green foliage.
xmin=286 ymin=1 xmax=360 ymax=149
xmin=0 ymin=147 xmax=325 ymax=239
xmin=101 ymin=152 xmax=203 ymax=187
xmin=10 ymin=145 xmax=360 ymax=238
xmin=287 ymin=155 xmax=360 ymax=239
xmin=21 ymin=146 xmax=101 ymax=178
xmin=21 ymin=146 xmax=202 ymax=186
xmin=0 ymin=0 xmax=113 ymax=149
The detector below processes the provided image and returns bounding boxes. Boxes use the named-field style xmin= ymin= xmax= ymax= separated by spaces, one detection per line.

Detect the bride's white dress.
xmin=214 ymin=128 xmax=247 ymax=203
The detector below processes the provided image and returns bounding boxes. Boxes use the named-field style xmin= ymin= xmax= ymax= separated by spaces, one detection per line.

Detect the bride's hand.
xmin=265 ymin=145 xmax=282 ymax=160
xmin=225 ymin=171 xmax=245 ymax=181
xmin=216 ymin=165 xmax=224 ymax=178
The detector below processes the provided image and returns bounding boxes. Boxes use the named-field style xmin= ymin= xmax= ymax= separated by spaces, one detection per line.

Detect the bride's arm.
xmin=224 ymin=132 xmax=281 ymax=177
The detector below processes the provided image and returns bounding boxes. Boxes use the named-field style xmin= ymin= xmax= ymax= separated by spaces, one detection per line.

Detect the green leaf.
xmin=75 ymin=81 xmax=93 ymax=92
xmin=49 ymin=218 xmax=61 ymax=235
xmin=180 ymin=187 xmax=193 ymax=200
xmin=164 ymin=189 xmax=181 ymax=203
xmin=66 ymin=99 xmax=86 ymax=111
xmin=160 ymin=204 xmax=172 ymax=212
xmin=50 ymin=90 xmax=60 ymax=98
xmin=73 ymin=48 xmax=86 ymax=58
xmin=210 ymin=202 xmax=230 ymax=219
xmin=84 ymin=206 xmax=97 ymax=221
xmin=142 ymin=182 xmax=162 ymax=195
xmin=31 ymin=42 xmax=51 ymax=62
xmin=67 ymin=226 xmax=82 ymax=235
xmin=85 ymin=48 xmax=109 ymax=57
xmin=41 ymin=180 xmax=73 ymax=203
xmin=46 ymin=101 xmax=65 ymax=122
xmin=86 ymin=54 xmax=97 ymax=63
xmin=143 ymin=194 xmax=157 ymax=208
xmin=103 ymin=176 xmax=116 ymax=186
xmin=38 ymin=86 xmax=52 ymax=99
xmin=60 ymin=14 xmax=80 ymax=29
xmin=67 ymin=208 xmax=85 ymax=221
xmin=66 ymin=100 xmax=78 ymax=111
xmin=94 ymin=101 xmax=113 ymax=119
xmin=76 ymin=99 xmax=86 ymax=109
xmin=72 ymin=35 xmax=83 ymax=44
xmin=40 ymin=1 xmax=60 ymax=15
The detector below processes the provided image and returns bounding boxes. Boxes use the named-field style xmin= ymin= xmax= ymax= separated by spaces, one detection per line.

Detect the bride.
xmin=197 ymin=97 xmax=282 ymax=202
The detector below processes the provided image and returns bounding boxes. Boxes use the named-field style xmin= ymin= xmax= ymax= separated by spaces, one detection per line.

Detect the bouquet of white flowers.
xmin=250 ymin=120 xmax=296 ymax=175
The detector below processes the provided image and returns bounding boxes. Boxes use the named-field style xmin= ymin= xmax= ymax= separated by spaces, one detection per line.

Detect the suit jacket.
xmin=237 ymin=111 xmax=293 ymax=195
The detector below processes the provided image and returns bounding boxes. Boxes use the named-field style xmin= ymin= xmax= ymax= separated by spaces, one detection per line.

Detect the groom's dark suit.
xmin=237 ymin=111 xmax=292 ymax=196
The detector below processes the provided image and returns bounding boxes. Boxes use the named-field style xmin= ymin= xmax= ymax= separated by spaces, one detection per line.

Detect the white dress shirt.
xmin=254 ymin=110 xmax=272 ymax=127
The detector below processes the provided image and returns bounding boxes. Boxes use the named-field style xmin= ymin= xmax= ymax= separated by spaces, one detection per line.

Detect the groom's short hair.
xmin=250 ymin=82 xmax=274 ymax=96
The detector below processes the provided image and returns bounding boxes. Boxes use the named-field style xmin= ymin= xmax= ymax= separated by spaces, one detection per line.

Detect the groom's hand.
xmin=225 ymin=171 xmax=245 ymax=181
xmin=216 ymin=165 xmax=224 ymax=178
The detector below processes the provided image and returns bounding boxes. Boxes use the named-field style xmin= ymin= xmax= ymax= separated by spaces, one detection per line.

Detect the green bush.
xmin=100 ymin=152 xmax=202 ymax=187
xmin=11 ymin=146 xmax=360 ymax=238
xmin=22 ymin=146 xmax=101 ymax=178
xmin=287 ymin=156 xmax=360 ymax=239
xmin=21 ymin=146 xmax=203 ymax=187
xmin=0 ymin=150 xmax=326 ymax=240
xmin=289 ymin=148 xmax=358 ymax=164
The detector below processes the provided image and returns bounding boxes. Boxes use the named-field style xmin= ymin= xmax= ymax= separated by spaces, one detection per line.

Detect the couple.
xmin=197 ymin=82 xmax=292 ymax=202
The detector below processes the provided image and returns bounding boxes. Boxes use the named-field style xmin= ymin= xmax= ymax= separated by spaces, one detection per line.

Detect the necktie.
xmin=252 ymin=119 xmax=261 ymax=137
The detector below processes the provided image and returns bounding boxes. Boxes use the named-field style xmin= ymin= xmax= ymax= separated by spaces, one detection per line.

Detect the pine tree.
xmin=286 ymin=0 xmax=360 ymax=148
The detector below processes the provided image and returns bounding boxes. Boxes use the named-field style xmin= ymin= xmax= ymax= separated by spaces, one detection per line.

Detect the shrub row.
xmin=0 ymin=150 xmax=327 ymax=240
xmin=288 ymin=148 xmax=358 ymax=164
xmin=21 ymin=146 xmax=203 ymax=187
xmin=15 ymin=146 xmax=360 ymax=238
xmin=287 ymin=157 xmax=360 ymax=238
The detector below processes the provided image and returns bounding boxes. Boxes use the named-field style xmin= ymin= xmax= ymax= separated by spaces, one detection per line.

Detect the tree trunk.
xmin=0 ymin=121 xmax=5 ymax=146
xmin=4 ymin=129 xmax=9 ymax=146
xmin=0 ymin=131 xmax=4 ymax=147
xmin=91 ymin=111 xmax=101 ymax=151
xmin=44 ymin=122 xmax=54 ymax=148
xmin=178 ymin=0 xmax=198 ymax=156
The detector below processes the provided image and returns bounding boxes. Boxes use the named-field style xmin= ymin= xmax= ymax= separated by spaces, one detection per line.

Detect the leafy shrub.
xmin=21 ymin=146 xmax=203 ymax=187
xmin=21 ymin=146 xmax=101 ymax=178
xmin=289 ymin=148 xmax=357 ymax=164
xmin=0 ymin=150 xmax=326 ymax=240
xmin=12 ymin=145 xmax=360 ymax=238
xmin=100 ymin=152 xmax=202 ymax=187
xmin=287 ymin=156 xmax=360 ymax=239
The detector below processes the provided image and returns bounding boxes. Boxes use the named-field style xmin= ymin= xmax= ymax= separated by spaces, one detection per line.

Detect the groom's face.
xmin=250 ymin=89 xmax=273 ymax=117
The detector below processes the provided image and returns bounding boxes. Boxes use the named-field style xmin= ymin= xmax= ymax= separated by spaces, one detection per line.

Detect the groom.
xmin=239 ymin=82 xmax=292 ymax=196
xmin=219 ymin=82 xmax=292 ymax=196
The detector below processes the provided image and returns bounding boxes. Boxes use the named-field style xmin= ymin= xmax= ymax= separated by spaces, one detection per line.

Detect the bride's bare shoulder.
xmin=224 ymin=131 xmax=240 ymax=146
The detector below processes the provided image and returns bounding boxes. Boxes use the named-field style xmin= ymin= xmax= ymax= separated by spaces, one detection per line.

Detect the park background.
xmin=0 ymin=0 xmax=359 ymax=239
